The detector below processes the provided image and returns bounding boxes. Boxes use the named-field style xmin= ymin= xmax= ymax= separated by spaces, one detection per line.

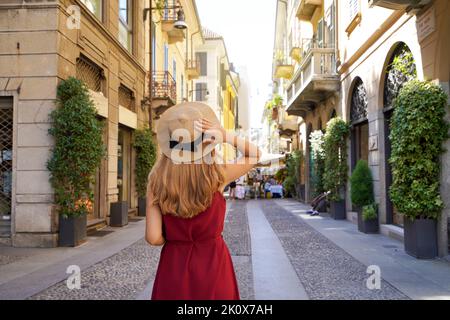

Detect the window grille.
xmin=76 ymin=56 xmax=104 ymax=93
xmin=119 ymin=85 xmax=135 ymax=112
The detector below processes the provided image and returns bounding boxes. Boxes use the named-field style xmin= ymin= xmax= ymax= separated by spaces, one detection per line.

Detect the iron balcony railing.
xmin=151 ymin=71 xmax=177 ymax=102
xmin=161 ymin=0 xmax=181 ymax=21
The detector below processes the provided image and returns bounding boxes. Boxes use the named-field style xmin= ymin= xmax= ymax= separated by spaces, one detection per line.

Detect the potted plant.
xmin=323 ymin=118 xmax=350 ymax=220
xmin=361 ymin=203 xmax=379 ymax=234
xmin=48 ymin=77 xmax=105 ymax=247
xmin=134 ymin=127 xmax=157 ymax=217
xmin=389 ymin=80 xmax=449 ymax=259
xmin=350 ymin=160 xmax=376 ymax=232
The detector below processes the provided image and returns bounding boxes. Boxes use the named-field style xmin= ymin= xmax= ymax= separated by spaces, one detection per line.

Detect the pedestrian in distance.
xmin=228 ymin=180 xmax=237 ymax=200
xmin=146 ymin=102 xmax=262 ymax=300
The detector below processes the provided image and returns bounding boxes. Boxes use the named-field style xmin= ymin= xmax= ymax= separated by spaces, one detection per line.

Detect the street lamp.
xmin=173 ymin=9 xmax=187 ymax=30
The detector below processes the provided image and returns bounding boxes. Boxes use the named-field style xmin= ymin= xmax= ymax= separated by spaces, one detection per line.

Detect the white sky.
xmin=196 ymin=0 xmax=276 ymax=129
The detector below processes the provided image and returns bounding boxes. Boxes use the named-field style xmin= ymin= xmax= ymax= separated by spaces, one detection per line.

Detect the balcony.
xmin=161 ymin=1 xmax=186 ymax=44
xmin=186 ymin=59 xmax=200 ymax=80
xmin=286 ymin=39 xmax=340 ymax=118
xmin=150 ymin=71 xmax=177 ymax=116
xmin=368 ymin=0 xmax=431 ymax=11
xmin=296 ymin=0 xmax=322 ymax=21
xmin=274 ymin=59 xmax=294 ymax=80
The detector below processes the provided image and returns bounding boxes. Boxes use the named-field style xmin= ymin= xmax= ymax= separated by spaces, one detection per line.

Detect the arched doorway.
xmin=383 ymin=43 xmax=416 ymax=227
xmin=350 ymin=78 xmax=369 ymax=171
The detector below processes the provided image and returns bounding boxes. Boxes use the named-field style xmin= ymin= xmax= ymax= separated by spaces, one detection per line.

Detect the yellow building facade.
xmin=222 ymin=72 xmax=239 ymax=161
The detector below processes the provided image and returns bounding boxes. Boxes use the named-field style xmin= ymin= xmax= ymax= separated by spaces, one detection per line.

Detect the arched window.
xmin=350 ymin=78 xmax=368 ymax=124
xmin=383 ymin=43 xmax=417 ymax=110
xmin=350 ymin=78 xmax=369 ymax=170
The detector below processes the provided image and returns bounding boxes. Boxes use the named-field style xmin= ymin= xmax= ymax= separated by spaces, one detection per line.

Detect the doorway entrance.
xmin=88 ymin=118 xmax=107 ymax=223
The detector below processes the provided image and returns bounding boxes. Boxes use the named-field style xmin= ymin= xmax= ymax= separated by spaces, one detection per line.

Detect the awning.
xmin=257 ymin=153 xmax=286 ymax=167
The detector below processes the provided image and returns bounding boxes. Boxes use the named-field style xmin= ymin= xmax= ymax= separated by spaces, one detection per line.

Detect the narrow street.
xmin=1 ymin=199 xmax=450 ymax=300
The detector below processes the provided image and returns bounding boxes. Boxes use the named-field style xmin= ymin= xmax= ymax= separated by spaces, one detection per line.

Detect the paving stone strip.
xmin=30 ymin=199 xmax=254 ymax=300
xmin=261 ymin=200 xmax=409 ymax=300
xmin=29 ymin=238 xmax=162 ymax=300
xmin=223 ymin=200 xmax=254 ymax=300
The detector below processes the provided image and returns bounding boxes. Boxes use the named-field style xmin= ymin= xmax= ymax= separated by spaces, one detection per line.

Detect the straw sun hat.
xmin=156 ymin=102 xmax=222 ymax=163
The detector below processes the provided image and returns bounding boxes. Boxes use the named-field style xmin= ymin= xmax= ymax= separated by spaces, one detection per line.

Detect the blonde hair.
xmin=147 ymin=154 xmax=225 ymax=218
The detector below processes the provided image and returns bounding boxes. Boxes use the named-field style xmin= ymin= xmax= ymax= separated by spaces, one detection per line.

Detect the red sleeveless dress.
xmin=151 ymin=191 xmax=240 ymax=300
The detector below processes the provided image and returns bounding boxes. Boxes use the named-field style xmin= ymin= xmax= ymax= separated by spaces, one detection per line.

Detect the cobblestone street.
xmin=1 ymin=198 xmax=450 ymax=300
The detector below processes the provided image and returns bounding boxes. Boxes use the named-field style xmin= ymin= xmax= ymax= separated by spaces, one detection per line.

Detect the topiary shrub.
xmin=389 ymin=80 xmax=449 ymax=220
xmin=134 ymin=127 xmax=157 ymax=198
xmin=48 ymin=77 xmax=106 ymax=218
xmin=323 ymin=117 xmax=350 ymax=201
xmin=350 ymin=160 xmax=374 ymax=208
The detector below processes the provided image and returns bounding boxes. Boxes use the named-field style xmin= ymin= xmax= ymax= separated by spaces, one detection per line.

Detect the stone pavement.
xmin=1 ymin=198 xmax=450 ymax=300
xmin=276 ymin=199 xmax=450 ymax=300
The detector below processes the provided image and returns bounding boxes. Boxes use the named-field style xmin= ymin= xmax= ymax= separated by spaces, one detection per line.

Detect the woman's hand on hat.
xmin=194 ymin=118 xmax=226 ymax=145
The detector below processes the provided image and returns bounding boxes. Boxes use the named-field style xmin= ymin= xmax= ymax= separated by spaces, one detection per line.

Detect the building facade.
xmin=0 ymin=0 xmax=208 ymax=248
xmin=193 ymin=28 xmax=240 ymax=161
xmin=337 ymin=0 xmax=450 ymax=256
xmin=274 ymin=0 xmax=450 ymax=256
xmin=0 ymin=0 xmax=150 ymax=247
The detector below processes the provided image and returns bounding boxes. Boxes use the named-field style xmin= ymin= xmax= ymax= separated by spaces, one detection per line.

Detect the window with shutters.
xmin=345 ymin=0 xmax=361 ymax=36
xmin=196 ymin=52 xmax=207 ymax=76
xmin=195 ymin=83 xmax=207 ymax=101
xmin=349 ymin=0 xmax=359 ymax=21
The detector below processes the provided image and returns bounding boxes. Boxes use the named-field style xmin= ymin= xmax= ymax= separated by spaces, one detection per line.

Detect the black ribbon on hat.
xmin=169 ymin=133 xmax=205 ymax=152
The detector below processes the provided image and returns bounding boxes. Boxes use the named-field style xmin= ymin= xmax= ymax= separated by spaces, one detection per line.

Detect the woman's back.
xmin=162 ymin=191 xmax=225 ymax=243
xmin=151 ymin=191 xmax=240 ymax=300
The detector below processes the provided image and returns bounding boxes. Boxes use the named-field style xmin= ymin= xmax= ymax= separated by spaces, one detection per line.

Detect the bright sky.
xmin=196 ymin=0 xmax=276 ymax=129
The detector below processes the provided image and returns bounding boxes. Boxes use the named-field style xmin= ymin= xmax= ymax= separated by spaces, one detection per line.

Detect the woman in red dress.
xmin=145 ymin=102 xmax=261 ymax=300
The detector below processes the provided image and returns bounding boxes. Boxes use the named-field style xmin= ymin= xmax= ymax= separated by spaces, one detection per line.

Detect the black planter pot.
xmin=404 ymin=218 xmax=438 ymax=259
xmin=330 ymin=200 xmax=346 ymax=220
xmin=357 ymin=211 xmax=379 ymax=234
xmin=59 ymin=214 xmax=87 ymax=247
xmin=138 ymin=197 xmax=147 ymax=217
xmin=110 ymin=201 xmax=129 ymax=227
